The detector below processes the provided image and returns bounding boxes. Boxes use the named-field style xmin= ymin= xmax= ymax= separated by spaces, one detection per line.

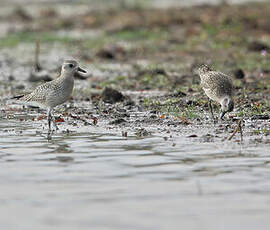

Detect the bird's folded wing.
xmin=21 ymin=82 xmax=53 ymax=103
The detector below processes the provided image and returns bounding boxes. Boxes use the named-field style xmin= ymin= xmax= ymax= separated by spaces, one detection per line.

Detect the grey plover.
xmin=13 ymin=60 xmax=86 ymax=132
xmin=196 ymin=64 xmax=234 ymax=120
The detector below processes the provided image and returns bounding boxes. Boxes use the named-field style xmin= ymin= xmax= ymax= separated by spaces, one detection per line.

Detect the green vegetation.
xmin=143 ymin=97 xmax=200 ymax=119
xmin=100 ymin=76 xmax=130 ymax=88
xmin=0 ymin=31 xmax=77 ymax=47
xmin=110 ymin=28 xmax=167 ymax=41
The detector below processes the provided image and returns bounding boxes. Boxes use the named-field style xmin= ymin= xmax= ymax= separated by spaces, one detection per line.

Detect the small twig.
xmin=35 ymin=39 xmax=42 ymax=71
xmin=228 ymin=119 xmax=243 ymax=141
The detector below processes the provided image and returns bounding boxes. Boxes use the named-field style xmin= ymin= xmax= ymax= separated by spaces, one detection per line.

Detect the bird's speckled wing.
xmin=21 ymin=82 xmax=55 ymax=104
xmin=201 ymin=71 xmax=233 ymax=96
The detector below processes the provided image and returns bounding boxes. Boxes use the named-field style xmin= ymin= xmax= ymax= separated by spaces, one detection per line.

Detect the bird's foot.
xmin=47 ymin=130 xmax=52 ymax=140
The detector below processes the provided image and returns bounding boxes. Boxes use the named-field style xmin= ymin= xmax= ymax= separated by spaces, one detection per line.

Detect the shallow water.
xmin=1 ymin=111 xmax=270 ymax=230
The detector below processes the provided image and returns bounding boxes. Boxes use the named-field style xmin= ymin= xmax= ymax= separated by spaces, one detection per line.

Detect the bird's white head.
xmin=61 ymin=60 xmax=87 ymax=77
xmin=220 ymin=96 xmax=234 ymax=119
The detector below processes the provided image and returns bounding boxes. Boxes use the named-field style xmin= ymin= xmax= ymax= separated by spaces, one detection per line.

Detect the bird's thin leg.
xmin=219 ymin=111 xmax=226 ymax=120
xmin=47 ymin=108 xmax=52 ymax=132
xmin=51 ymin=111 xmax=59 ymax=131
xmin=208 ymin=99 xmax=216 ymax=123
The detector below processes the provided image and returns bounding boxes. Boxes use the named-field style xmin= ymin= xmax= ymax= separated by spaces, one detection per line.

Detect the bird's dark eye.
xmin=69 ymin=64 xmax=74 ymax=68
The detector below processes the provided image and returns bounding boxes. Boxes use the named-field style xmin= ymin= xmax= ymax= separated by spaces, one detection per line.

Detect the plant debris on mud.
xmin=0 ymin=1 xmax=269 ymax=142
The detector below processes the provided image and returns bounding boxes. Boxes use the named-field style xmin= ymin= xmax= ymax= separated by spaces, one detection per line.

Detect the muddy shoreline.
xmin=0 ymin=1 xmax=269 ymax=143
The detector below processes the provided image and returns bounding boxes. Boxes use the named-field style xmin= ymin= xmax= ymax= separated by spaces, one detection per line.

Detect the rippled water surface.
xmin=0 ymin=114 xmax=270 ymax=230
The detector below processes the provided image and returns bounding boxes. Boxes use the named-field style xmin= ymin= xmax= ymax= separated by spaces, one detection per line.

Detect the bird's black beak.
xmin=74 ymin=66 xmax=88 ymax=80
xmin=78 ymin=67 xmax=87 ymax=73
xmin=219 ymin=111 xmax=226 ymax=120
